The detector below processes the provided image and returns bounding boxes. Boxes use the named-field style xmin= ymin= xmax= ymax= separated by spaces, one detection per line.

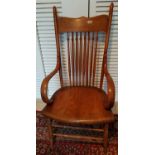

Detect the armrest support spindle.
xmin=104 ymin=65 xmax=115 ymax=110
xmin=41 ymin=66 xmax=59 ymax=104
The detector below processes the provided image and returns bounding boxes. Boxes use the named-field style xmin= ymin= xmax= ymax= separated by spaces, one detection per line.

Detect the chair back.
xmin=53 ymin=3 xmax=114 ymax=88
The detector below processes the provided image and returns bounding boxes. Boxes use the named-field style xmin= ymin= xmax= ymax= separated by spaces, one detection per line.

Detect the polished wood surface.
xmin=42 ymin=87 xmax=114 ymax=124
xmin=58 ymin=15 xmax=109 ymax=32
xmin=41 ymin=2 xmax=115 ymax=153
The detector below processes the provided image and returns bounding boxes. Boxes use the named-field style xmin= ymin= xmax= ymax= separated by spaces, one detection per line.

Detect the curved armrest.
xmin=104 ymin=66 xmax=115 ymax=110
xmin=41 ymin=66 xmax=59 ymax=104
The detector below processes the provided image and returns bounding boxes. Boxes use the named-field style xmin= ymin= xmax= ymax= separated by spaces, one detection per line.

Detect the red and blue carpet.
xmin=36 ymin=112 xmax=118 ymax=155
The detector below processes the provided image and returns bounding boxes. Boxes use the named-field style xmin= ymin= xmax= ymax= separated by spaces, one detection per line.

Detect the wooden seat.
xmin=42 ymin=87 xmax=114 ymax=124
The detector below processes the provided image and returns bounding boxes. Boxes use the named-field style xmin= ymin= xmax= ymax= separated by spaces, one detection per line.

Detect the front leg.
xmin=104 ymin=123 xmax=109 ymax=154
xmin=48 ymin=120 xmax=54 ymax=150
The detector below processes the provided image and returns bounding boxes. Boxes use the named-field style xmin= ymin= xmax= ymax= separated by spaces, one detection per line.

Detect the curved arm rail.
xmin=104 ymin=66 xmax=115 ymax=110
xmin=41 ymin=66 xmax=59 ymax=104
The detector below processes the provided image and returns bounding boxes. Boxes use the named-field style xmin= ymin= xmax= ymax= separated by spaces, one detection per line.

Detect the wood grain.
xmin=58 ymin=15 xmax=109 ymax=33
xmin=42 ymin=86 xmax=115 ymax=124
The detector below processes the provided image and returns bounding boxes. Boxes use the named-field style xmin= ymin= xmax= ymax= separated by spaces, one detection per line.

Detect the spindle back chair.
xmin=41 ymin=2 xmax=115 ymax=154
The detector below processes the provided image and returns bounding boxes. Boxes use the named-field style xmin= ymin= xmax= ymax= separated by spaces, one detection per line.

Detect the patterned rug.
xmin=36 ymin=112 xmax=118 ymax=155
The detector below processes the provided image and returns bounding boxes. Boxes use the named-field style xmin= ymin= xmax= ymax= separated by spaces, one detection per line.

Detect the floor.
xmin=36 ymin=112 xmax=118 ymax=155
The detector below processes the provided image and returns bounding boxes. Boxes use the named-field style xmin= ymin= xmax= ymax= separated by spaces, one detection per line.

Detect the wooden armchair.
xmin=41 ymin=2 xmax=115 ymax=154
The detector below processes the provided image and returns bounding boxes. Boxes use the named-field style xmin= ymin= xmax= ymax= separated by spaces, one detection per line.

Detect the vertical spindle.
xmin=82 ymin=32 xmax=87 ymax=85
xmin=79 ymin=32 xmax=82 ymax=86
xmin=89 ymin=32 xmax=95 ymax=86
xmin=76 ymin=32 xmax=78 ymax=85
xmin=92 ymin=32 xmax=98 ymax=86
xmin=67 ymin=32 xmax=71 ymax=85
xmin=72 ymin=32 xmax=75 ymax=86
xmin=86 ymin=32 xmax=90 ymax=86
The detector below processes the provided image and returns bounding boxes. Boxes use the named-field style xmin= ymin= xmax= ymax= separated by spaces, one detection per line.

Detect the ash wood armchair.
xmin=41 ymin=2 xmax=115 ymax=154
